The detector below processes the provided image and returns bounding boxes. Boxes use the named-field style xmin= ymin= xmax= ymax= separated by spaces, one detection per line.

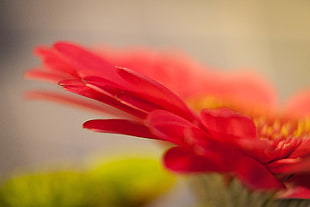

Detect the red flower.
xmin=25 ymin=42 xmax=310 ymax=199
xmin=95 ymin=46 xmax=277 ymax=112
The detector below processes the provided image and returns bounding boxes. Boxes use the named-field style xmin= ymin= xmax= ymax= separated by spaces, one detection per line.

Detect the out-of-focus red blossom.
xmin=25 ymin=42 xmax=310 ymax=199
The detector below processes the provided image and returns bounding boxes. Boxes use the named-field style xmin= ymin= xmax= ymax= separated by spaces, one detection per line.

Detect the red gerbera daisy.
xmin=25 ymin=42 xmax=310 ymax=199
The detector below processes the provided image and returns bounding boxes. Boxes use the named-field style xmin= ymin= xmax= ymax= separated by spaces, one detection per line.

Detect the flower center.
xmin=188 ymin=96 xmax=310 ymax=140
xmin=255 ymin=117 xmax=310 ymax=140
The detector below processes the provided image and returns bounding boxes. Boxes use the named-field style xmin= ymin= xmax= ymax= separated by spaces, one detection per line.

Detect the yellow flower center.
xmin=187 ymin=96 xmax=310 ymax=140
xmin=255 ymin=117 xmax=310 ymax=140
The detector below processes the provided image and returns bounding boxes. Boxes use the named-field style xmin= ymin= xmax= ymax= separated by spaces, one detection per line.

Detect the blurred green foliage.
xmin=0 ymin=156 xmax=175 ymax=207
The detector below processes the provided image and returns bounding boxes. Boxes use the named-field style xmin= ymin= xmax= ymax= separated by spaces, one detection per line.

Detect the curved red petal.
xmin=147 ymin=110 xmax=200 ymax=145
xmin=281 ymin=187 xmax=310 ymax=199
xmin=268 ymin=157 xmax=310 ymax=174
xmin=234 ymin=156 xmax=285 ymax=190
xmin=200 ymin=108 xmax=257 ymax=141
xmin=291 ymin=139 xmax=310 ymax=158
xmin=83 ymin=76 xmax=162 ymax=113
xmin=221 ymin=71 xmax=277 ymax=108
xmin=116 ymin=67 xmax=195 ymax=121
xmin=60 ymin=79 xmax=147 ymax=118
xmin=83 ymin=119 xmax=157 ymax=139
xmin=280 ymin=174 xmax=310 ymax=199
xmin=53 ymin=42 xmax=119 ymax=79
xmin=35 ymin=46 xmax=78 ymax=76
xmin=285 ymin=89 xmax=310 ymax=117
xmin=163 ymin=147 xmax=222 ymax=172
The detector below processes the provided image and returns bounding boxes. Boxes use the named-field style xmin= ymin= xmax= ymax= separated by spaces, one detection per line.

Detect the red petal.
xmin=117 ymin=67 xmax=195 ymax=121
xmin=163 ymin=147 xmax=222 ymax=172
xmin=200 ymin=108 xmax=257 ymax=142
xmin=35 ymin=46 xmax=77 ymax=76
xmin=281 ymin=187 xmax=310 ymax=199
xmin=234 ymin=156 xmax=284 ymax=190
xmin=291 ymin=139 xmax=310 ymax=158
xmin=285 ymin=89 xmax=310 ymax=117
xmin=147 ymin=110 xmax=200 ymax=145
xmin=280 ymin=174 xmax=310 ymax=199
xmin=268 ymin=157 xmax=310 ymax=174
xmin=83 ymin=119 xmax=157 ymax=139
xmin=83 ymin=76 xmax=162 ymax=112
xmin=53 ymin=42 xmax=119 ymax=79
xmin=221 ymin=71 xmax=277 ymax=108
xmin=59 ymin=79 xmax=147 ymax=118
xmin=164 ymin=147 xmax=284 ymax=190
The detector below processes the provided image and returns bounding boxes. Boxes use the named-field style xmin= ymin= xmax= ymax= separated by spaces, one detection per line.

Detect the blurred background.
xmin=1 ymin=0 xmax=310 ymax=206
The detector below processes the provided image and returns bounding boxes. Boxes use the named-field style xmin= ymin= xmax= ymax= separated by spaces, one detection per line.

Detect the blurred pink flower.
xmin=25 ymin=42 xmax=310 ymax=199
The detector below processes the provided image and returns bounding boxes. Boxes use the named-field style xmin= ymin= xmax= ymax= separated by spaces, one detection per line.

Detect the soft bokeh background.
xmin=1 ymin=0 xmax=310 ymax=206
